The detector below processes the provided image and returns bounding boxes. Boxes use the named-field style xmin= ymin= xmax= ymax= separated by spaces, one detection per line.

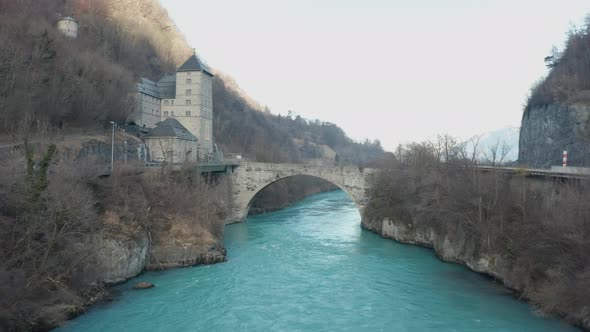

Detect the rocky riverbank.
xmin=361 ymin=216 xmax=590 ymax=331
xmin=0 ymin=137 xmax=229 ymax=331
xmin=40 ymin=204 xmax=227 ymax=331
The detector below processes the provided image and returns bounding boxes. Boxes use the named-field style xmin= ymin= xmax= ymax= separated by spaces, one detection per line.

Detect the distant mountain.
xmin=465 ymin=127 xmax=520 ymax=163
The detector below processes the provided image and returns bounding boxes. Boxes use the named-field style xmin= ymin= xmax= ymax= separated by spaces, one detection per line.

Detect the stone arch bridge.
xmin=227 ymin=162 xmax=377 ymax=223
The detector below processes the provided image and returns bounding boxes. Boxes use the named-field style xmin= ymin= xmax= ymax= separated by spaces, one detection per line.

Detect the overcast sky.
xmin=160 ymin=0 xmax=589 ymax=151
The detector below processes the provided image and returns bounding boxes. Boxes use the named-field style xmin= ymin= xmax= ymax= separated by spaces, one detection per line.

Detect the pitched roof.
xmin=177 ymin=54 xmax=213 ymax=76
xmin=137 ymin=78 xmax=160 ymax=98
xmin=146 ymin=118 xmax=197 ymax=141
xmin=60 ymin=16 xmax=78 ymax=23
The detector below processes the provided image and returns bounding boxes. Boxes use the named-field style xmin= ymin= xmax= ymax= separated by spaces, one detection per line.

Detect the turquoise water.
xmin=58 ymin=190 xmax=577 ymax=331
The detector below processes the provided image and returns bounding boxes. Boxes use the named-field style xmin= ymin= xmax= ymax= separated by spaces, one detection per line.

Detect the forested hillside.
xmin=519 ymin=15 xmax=590 ymax=167
xmin=0 ymin=0 xmax=384 ymax=166
xmin=213 ymin=72 xmax=384 ymax=165
xmin=0 ymin=0 xmax=190 ymax=130
xmin=0 ymin=0 xmax=386 ymax=221
xmin=526 ymin=16 xmax=590 ymax=111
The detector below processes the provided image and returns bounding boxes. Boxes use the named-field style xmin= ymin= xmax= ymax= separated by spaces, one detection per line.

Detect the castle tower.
xmin=57 ymin=16 xmax=79 ymax=38
xmin=160 ymin=51 xmax=214 ymax=157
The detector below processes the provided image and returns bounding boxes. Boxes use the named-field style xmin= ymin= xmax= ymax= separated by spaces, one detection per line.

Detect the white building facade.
xmin=57 ymin=16 xmax=79 ymax=38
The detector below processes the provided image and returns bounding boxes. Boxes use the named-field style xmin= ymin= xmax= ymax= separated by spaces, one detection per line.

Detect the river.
xmin=58 ymin=190 xmax=577 ymax=331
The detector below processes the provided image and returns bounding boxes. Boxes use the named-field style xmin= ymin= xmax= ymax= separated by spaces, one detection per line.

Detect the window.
xmin=164 ymin=111 xmax=168 ymax=117
xmin=164 ymin=100 xmax=169 ymax=105
xmin=171 ymin=111 xmax=174 ymax=116
xmin=187 ymin=72 xmax=191 ymax=76
xmin=186 ymin=89 xmax=191 ymax=95
xmin=171 ymin=100 xmax=174 ymax=105
xmin=186 ymin=78 xmax=192 ymax=84
xmin=186 ymin=100 xmax=191 ymax=105
xmin=186 ymin=111 xmax=191 ymax=116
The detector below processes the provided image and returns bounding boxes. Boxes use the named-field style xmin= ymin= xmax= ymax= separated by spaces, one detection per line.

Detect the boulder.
xmin=133 ymin=281 xmax=154 ymax=290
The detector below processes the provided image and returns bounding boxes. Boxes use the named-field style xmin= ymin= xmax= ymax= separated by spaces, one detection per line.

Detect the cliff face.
xmin=519 ymin=104 xmax=590 ymax=168
xmin=93 ymin=232 xmax=149 ymax=284
xmin=147 ymin=243 xmax=225 ymax=270
xmin=93 ymin=222 xmax=225 ymax=283
xmin=362 ymin=217 xmax=516 ymax=287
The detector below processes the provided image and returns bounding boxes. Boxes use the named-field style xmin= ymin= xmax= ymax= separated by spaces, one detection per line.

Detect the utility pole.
xmin=110 ymin=121 xmax=115 ymax=173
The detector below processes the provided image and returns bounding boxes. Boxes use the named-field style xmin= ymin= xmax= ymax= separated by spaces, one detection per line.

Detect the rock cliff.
xmin=361 ymin=217 xmax=514 ymax=285
xmin=147 ymin=244 xmax=226 ymax=270
xmin=519 ymin=104 xmax=590 ymax=168
xmin=93 ymin=233 xmax=149 ymax=284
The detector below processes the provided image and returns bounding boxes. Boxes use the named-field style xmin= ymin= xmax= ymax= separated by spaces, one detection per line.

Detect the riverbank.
xmin=57 ymin=190 xmax=575 ymax=331
xmin=362 ymin=163 xmax=590 ymax=331
xmin=50 ymin=176 xmax=330 ymax=330
xmin=0 ymin=142 xmax=228 ymax=331
xmin=57 ymin=248 xmax=226 ymax=331
xmin=360 ymin=217 xmax=589 ymax=331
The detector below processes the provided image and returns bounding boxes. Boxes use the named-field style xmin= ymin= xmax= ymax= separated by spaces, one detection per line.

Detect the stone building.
xmin=133 ymin=52 xmax=214 ymax=158
xmin=57 ymin=16 xmax=79 ymax=38
xmin=145 ymin=118 xmax=198 ymax=164
xmin=136 ymin=78 xmax=162 ymax=129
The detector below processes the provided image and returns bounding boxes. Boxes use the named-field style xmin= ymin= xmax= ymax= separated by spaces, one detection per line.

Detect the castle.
xmin=134 ymin=52 xmax=215 ymax=160
xmin=55 ymin=15 xmax=215 ymax=163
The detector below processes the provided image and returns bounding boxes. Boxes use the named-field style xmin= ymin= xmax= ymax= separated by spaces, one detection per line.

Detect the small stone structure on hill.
xmin=57 ymin=16 xmax=79 ymax=38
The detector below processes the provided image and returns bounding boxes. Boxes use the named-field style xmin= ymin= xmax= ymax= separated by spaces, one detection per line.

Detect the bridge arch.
xmin=246 ymin=174 xmax=359 ymax=217
xmin=227 ymin=162 xmax=374 ymax=223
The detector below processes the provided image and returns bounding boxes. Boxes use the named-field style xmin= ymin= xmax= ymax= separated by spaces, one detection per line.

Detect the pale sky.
xmin=160 ymin=0 xmax=589 ymax=151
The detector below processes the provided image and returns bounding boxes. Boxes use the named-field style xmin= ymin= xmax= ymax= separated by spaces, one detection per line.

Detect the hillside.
xmin=214 ymin=73 xmax=384 ymax=165
xmin=0 ymin=3 xmax=386 ymax=328
xmin=519 ymin=16 xmax=590 ymax=167
xmin=526 ymin=16 xmax=590 ymax=111
xmin=0 ymin=0 xmax=384 ymax=167
xmin=0 ymin=0 xmax=385 ymax=223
